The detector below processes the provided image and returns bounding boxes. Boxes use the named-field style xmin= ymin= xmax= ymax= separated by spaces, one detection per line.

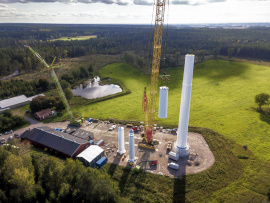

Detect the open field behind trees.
xmin=73 ymin=60 xmax=270 ymax=161
xmin=49 ymin=35 xmax=97 ymax=41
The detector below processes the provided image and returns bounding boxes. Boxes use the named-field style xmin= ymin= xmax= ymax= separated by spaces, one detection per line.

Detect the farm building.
xmin=34 ymin=108 xmax=57 ymax=120
xmin=76 ymin=145 xmax=104 ymax=168
xmin=0 ymin=94 xmax=45 ymax=113
xmin=21 ymin=126 xmax=90 ymax=158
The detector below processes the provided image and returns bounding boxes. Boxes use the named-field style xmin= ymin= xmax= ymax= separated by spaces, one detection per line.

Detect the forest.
xmin=0 ymin=145 xmax=119 ymax=202
xmin=0 ymin=24 xmax=270 ymax=77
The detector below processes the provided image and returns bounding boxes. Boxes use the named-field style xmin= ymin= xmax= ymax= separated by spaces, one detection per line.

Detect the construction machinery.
xmin=143 ymin=0 xmax=166 ymax=145
xmin=25 ymin=45 xmax=84 ymax=126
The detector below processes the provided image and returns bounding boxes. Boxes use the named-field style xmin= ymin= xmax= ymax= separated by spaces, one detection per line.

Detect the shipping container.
xmin=96 ymin=139 xmax=104 ymax=146
xmin=96 ymin=157 xmax=107 ymax=168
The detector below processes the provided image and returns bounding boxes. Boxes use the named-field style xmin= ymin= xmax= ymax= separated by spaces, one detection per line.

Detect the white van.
xmin=168 ymin=162 xmax=179 ymax=170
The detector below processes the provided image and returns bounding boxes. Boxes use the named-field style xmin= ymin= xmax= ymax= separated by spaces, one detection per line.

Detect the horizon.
xmin=0 ymin=0 xmax=269 ymax=24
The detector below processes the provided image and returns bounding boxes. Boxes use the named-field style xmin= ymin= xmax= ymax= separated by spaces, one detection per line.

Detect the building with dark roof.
xmin=21 ymin=126 xmax=90 ymax=158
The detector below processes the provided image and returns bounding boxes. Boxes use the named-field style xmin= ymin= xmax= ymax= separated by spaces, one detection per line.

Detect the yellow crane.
xmin=143 ymin=0 xmax=166 ymax=144
xmin=25 ymin=45 xmax=84 ymax=126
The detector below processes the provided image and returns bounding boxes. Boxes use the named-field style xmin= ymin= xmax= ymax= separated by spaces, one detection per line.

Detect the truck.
xmin=96 ymin=157 xmax=107 ymax=168
xmin=168 ymin=162 xmax=179 ymax=170
xmin=132 ymin=126 xmax=139 ymax=132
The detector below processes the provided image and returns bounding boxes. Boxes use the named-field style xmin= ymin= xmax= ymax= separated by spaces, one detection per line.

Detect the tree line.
xmin=0 ymin=146 xmax=119 ymax=202
xmin=0 ymin=111 xmax=28 ymax=133
xmin=1 ymin=24 xmax=270 ymax=77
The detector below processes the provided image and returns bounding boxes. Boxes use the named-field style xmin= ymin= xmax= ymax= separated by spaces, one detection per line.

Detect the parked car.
xmin=9 ymin=136 xmax=13 ymax=140
xmin=86 ymin=122 xmax=92 ymax=126
xmin=1 ymin=138 xmax=5 ymax=144
xmin=168 ymin=162 xmax=179 ymax=170
xmin=14 ymin=134 xmax=19 ymax=138
xmin=109 ymin=125 xmax=116 ymax=131
xmin=0 ymin=133 xmax=2 ymax=136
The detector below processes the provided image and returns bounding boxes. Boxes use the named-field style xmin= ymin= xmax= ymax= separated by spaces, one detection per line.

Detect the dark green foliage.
xmin=0 ymin=111 xmax=28 ymax=132
xmin=38 ymin=78 xmax=49 ymax=91
xmin=63 ymin=88 xmax=73 ymax=101
xmin=0 ymin=79 xmax=48 ymax=100
xmin=124 ymin=51 xmax=145 ymax=72
xmin=29 ymin=95 xmax=50 ymax=113
xmin=61 ymin=65 xmax=93 ymax=85
xmin=255 ymin=93 xmax=270 ymax=110
xmin=0 ymin=147 xmax=119 ymax=202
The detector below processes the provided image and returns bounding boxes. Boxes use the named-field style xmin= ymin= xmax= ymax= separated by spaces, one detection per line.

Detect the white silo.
xmin=158 ymin=86 xmax=169 ymax=118
xmin=176 ymin=54 xmax=195 ymax=157
xmin=128 ymin=129 xmax=135 ymax=162
xmin=117 ymin=127 xmax=126 ymax=155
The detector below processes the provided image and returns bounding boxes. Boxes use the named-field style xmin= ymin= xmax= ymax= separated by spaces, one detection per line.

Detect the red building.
xmin=20 ymin=126 xmax=90 ymax=158
xmin=34 ymin=108 xmax=57 ymax=120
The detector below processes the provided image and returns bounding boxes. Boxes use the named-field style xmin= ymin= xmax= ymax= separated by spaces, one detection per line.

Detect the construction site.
xmin=12 ymin=0 xmax=217 ymax=176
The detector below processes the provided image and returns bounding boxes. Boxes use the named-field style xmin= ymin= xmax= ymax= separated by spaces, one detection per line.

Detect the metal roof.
xmin=21 ymin=126 xmax=88 ymax=157
xmin=76 ymin=145 xmax=104 ymax=163
xmin=28 ymin=94 xmax=45 ymax=101
xmin=0 ymin=95 xmax=29 ymax=109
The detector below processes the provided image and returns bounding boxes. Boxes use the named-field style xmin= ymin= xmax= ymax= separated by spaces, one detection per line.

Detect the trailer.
xmin=96 ymin=157 xmax=107 ymax=168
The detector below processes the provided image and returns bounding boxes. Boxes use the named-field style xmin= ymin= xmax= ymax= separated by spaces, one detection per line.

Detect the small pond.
xmin=72 ymin=77 xmax=122 ymax=99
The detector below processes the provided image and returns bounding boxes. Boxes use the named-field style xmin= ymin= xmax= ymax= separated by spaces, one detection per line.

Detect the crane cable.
xmin=146 ymin=0 xmax=156 ymax=77
xmin=164 ymin=0 xmax=170 ymax=70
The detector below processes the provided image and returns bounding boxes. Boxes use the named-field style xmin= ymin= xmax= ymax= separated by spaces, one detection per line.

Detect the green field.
xmin=50 ymin=35 xmax=97 ymax=41
xmin=74 ymin=60 xmax=270 ymax=161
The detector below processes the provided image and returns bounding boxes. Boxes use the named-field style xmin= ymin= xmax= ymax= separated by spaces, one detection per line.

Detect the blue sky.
xmin=0 ymin=0 xmax=269 ymax=24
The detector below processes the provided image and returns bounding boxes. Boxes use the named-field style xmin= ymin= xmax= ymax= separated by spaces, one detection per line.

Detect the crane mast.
xmin=25 ymin=46 xmax=84 ymax=126
xmin=144 ymin=0 xmax=166 ymax=143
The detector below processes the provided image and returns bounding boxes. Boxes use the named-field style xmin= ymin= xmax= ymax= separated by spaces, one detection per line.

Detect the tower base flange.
xmin=174 ymin=144 xmax=189 ymax=157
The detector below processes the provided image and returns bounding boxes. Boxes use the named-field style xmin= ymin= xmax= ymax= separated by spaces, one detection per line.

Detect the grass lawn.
xmin=49 ymin=35 xmax=97 ymax=41
xmin=75 ymin=60 xmax=270 ymax=161
xmin=100 ymin=127 xmax=270 ymax=202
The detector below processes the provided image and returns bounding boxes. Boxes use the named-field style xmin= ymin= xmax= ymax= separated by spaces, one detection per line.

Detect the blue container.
xmin=96 ymin=157 xmax=107 ymax=168
xmin=90 ymin=140 xmax=94 ymax=145
xmin=55 ymin=128 xmax=62 ymax=132
xmin=88 ymin=118 xmax=93 ymax=122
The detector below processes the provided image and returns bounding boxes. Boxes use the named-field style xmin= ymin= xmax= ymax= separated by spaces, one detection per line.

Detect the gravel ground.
xmin=2 ymin=120 xmax=215 ymax=177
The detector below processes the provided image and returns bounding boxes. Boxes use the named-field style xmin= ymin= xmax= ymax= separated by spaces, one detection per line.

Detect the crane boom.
xmin=144 ymin=0 xmax=166 ymax=143
xmin=25 ymin=45 xmax=73 ymax=119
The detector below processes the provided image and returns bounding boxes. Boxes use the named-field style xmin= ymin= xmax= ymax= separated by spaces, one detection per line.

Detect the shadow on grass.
xmin=173 ymin=167 xmax=186 ymax=203
xmin=194 ymin=60 xmax=249 ymax=81
xmin=107 ymin=158 xmax=120 ymax=177
xmin=252 ymin=107 xmax=270 ymax=125
xmin=119 ymin=167 xmax=132 ymax=193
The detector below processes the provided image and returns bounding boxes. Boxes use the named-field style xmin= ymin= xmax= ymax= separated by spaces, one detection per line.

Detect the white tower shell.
xmin=128 ymin=129 xmax=135 ymax=162
xmin=176 ymin=54 xmax=195 ymax=157
xmin=158 ymin=86 xmax=169 ymax=119
xmin=117 ymin=127 xmax=126 ymax=155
